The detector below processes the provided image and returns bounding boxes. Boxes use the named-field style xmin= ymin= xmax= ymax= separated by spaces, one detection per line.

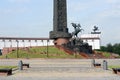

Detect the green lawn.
xmin=0 ymin=66 xmax=17 ymax=69
xmin=109 ymin=65 xmax=120 ymax=69
xmin=102 ymin=52 xmax=111 ymax=58
xmin=0 ymin=46 xmax=75 ymax=59
xmin=0 ymin=46 xmax=115 ymax=59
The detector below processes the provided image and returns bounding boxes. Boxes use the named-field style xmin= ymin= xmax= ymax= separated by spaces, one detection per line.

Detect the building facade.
xmin=80 ymin=34 xmax=101 ymax=50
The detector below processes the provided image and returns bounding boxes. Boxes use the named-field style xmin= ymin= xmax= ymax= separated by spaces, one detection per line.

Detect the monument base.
xmin=49 ymin=31 xmax=71 ymax=39
xmin=50 ymin=31 xmax=71 ymax=45
xmin=62 ymin=38 xmax=93 ymax=54
xmin=54 ymin=38 xmax=69 ymax=45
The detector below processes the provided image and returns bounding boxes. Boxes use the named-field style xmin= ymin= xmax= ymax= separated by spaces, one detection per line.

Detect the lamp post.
xmin=29 ymin=40 xmax=31 ymax=47
xmin=46 ymin=40 xmax=49 ymax=57
xmin=16 ymin=40 xmax=19 ymax=58
xmin=10 ymin=40 xmax=12 ymax=48
xmin=35 ymin=40 xmax=38 ymax=47
xmin=3 ymin=39 xmax=5 ymax=48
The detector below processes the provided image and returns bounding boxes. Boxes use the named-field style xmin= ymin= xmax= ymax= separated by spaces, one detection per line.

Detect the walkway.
xmin=0 ymin=59 xmax=120 ymax=80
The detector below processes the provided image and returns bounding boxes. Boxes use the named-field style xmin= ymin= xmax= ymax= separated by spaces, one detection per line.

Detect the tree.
xmin=100 ymin=43 xmax=120 ymax=55
xmin=113 ymin=43 xmax=120 ymax=55
xmin=106 ymin=43 xmax=113 ymax=53
xmin=100 ymin=46 xmax=107 ymax=52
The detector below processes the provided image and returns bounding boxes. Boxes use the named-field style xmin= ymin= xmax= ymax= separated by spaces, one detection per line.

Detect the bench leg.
xmin=117 ymin=71 xmax=120 ymax=75
xmin=113 ymin=70 xmax=117 ymax=74
xmin=0 ymin=72 xmax=8 ymax=76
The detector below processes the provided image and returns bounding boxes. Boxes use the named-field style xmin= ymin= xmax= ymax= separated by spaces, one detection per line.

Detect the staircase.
xmin=55 ymin=45 xmax=74 ymax=55
xmin=80 ymin=53 xmax=90 ymax=59
xmin=55 ymin=45 xmax=90 ymax=58
xmin=55 ymin=45 xmax=110 ymax=59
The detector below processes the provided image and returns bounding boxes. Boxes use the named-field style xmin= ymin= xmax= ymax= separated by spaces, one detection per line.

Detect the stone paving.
xmin=0 ymin=59 xmax=120 ymax=80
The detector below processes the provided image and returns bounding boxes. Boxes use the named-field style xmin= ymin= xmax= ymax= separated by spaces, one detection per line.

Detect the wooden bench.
xmin=112 ymin=68 xmax=120 ymax=74
xmin=22 ymin=64 xmax=29 ymax=68
xmin=94 ymin=63 xmax=101 ymax=68
xmin=0 ymin=69 xmax=12 ymax=76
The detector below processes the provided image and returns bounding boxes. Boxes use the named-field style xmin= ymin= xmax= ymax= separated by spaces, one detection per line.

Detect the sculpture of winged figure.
xmin=71 ymin=23 xmax=84 ymax=37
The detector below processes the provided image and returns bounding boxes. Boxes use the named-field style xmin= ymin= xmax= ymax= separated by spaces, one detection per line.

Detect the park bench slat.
xmin=0 ymin=68 xmax=12 ymax=76
xmin=22 ymin=64 xmax=29 ymax=68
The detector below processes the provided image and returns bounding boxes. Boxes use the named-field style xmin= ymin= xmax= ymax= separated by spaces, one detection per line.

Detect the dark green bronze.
xmin=63 ymin=23 xmax=92 ymax=54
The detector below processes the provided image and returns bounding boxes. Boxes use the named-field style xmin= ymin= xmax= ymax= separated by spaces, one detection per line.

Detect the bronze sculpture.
xmin=91 ymin=26 xmax=101 ymax=34
xmin=93 ymin=26 xmax=99 ymax=32
xmin=71 ymin=23 xmax=84 ymax=37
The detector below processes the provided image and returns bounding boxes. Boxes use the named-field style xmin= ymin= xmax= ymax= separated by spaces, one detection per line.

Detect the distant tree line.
xmin=100 ymin=43 xmax=120 ymax=55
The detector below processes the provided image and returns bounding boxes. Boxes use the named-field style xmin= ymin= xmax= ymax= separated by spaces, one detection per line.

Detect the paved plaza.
xmin=0 ymin=59 xmax=120 ymax=80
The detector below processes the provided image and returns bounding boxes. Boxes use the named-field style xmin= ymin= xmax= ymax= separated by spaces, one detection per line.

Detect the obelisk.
xmin=50 ymin=0 xmax=71 ymax=45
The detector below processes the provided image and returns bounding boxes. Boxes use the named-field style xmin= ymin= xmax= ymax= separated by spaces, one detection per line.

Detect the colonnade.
xmin=0 ymin=37 xmax=54 ymax=49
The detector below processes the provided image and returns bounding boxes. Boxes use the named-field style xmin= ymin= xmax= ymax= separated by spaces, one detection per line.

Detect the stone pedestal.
xmin=103 ymin=60 xmax=108 ymax=70
xmin=18 ymin=60 xmax=23 ymax=70
xmin=54 ymin=38 xmax=69 ymax=45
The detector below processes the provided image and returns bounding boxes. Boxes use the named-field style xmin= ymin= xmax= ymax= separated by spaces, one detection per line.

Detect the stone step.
xmin=23 ymin=66 xmax=105 ymax=73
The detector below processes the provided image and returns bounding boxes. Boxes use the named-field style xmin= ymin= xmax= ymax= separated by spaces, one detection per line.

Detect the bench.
xmin=22 ymin=64 xmax=29 ymax=68
xmin=112 ymin=68 xmax=120 ymax=74
xmin=0 ymin=69 xmax=12 ymax=76
xmin=94 ymin=63 xmax=101 ymax=68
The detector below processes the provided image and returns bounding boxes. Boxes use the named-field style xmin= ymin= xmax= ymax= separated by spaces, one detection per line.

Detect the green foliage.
xmin=113 ymin=43 xmax=120 ymax=55
xmin=106 ymin=43 xmax=113 ymax=52
xmin=100 ymin=46 xmax=107 ymax=52
xmin=100 ymin=43 xmax=120 ymax=55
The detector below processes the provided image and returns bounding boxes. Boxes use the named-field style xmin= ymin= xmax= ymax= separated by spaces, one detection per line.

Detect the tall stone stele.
xmin=50 ymin=0 xmax=71 ymax=45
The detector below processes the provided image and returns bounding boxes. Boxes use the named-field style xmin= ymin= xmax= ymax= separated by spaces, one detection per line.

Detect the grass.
xmin=0 ymin=46 xmax=76 ymax=59
xmin=109 ymin=65 xmax=120 ymax=69
xmin=0 ymin=66 xmax=17 ymax=69
xmin=102 ymin=52 xmax=111 ymax=58
xmin=0 ymin=46 xmax=116 ymax=59
xmin=95 ymin=50 xmax=111 ymax=58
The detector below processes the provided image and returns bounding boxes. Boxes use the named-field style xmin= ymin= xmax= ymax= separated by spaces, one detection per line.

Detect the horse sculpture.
xmin=71 ymin=23 xmax=84 ymax=37
xmin=93 ymin=26 xmax=99 ymax=32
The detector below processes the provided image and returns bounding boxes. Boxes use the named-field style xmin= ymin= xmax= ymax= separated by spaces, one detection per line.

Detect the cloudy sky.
xmin=0 ymin=0 xmax=120 ymax=46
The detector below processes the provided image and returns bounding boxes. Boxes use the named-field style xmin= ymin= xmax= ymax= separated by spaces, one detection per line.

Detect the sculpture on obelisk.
xmin=50 ymin=0 xmax=71 ymax=45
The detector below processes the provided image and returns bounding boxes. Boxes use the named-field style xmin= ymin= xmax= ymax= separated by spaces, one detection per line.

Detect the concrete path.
xmin=0 ymin=59 xmax=120 ymax=80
